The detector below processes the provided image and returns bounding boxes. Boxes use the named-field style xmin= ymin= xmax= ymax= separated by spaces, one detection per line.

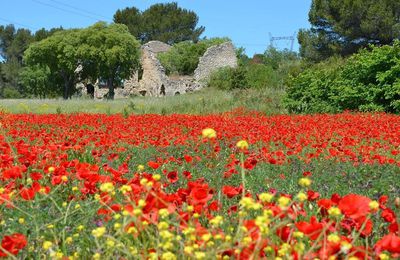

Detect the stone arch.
xmin=175 ymin=92 xmax=180 ymax=95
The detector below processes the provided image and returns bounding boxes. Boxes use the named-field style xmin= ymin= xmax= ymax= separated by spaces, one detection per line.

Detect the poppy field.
xmin=0 ymin=110 xmax=399 ymax=259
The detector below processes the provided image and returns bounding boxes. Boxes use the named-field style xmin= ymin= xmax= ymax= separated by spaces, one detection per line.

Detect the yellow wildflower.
xmin=202 ymin=128 xmax=216 ymax=139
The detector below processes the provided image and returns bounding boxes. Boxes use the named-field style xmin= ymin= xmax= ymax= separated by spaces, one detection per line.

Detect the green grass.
xmin=0 ymin=88 xmax=286 ymax=115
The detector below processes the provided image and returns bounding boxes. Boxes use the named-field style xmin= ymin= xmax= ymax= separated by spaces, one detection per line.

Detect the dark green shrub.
xmin=158 ymin=38 xmax=229 ymax=75
xmin=208 ymin=66 xmax=247 ymax=90
xmin=245 ymin=64 xmax=278 ymax=89
xmin=208 ymin=63 xmax=289 ymax=90
xmin=332 ymin=42 xmax=400 ymax=112
xmin=2 ymin=86 xmax=23 ymax=98
xmin=285 ymin=57 xmax=344 ymax=113
xmin=285 ymin=41 xmax=400 ymax=113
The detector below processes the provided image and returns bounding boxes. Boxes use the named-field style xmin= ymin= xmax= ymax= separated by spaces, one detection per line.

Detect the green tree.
xmin=158 ymin=38 xmax=229 ymax=75
xmin=24 ymin=22 xmax=140 ymax=99
xmin=299 ymin=0 xmax=400 ymax=62
xmin=113 ymin=7 xmax=143 ymax=41
xmin=79 ymin=22 xmax=141 ymax=99
xmin=34 ymin=27 xmax=63 ymax=42
xmin=0 ymin=25 xmax=34 ymax=97
xmin=19 ymin=65 xmax=54 ymax=98
xmin=24 ymin=29 xmax=81 ymax=99
xmin=113 ymin=2 xmax=205 ymax=44
xmin=0 ymin=25 xmax=65 ymax=98
xmin=263 ymin=47 xmax=299 ymax=70
xmin=0 ymin=24 xmax=18 ymax=60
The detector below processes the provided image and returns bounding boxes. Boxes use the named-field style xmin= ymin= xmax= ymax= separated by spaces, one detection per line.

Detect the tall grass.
xmin=0 ymin=88 xmax=286 ymax=115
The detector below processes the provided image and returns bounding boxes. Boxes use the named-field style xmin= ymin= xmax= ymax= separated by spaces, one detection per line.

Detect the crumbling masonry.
xmin=79 ymin=41 xmax=238 ymax=99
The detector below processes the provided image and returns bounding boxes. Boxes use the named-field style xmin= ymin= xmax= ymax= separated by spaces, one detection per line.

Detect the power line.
xmin=0 ymin=17 xmax=39 ymax=31
xmin=47 ymin=0 xmax=112 ymax=22
xmin=30 ymin=0 xmax=106 ymax=22
xmin=234 ymin=43 xmax=268 ymax=47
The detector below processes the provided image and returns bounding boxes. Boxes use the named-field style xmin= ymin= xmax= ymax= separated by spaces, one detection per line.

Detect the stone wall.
xmin=80 ymin=40 xmax=238 ymax=99
xmin=143 ymin=41 xmax=172 ymax=54
xmin=138 ymin=45 xmax=170 ymax=97
xmin=194 ymin=42 xmax=238 ymax=84
xmin=135 ymin=41 xmax=201 ymax=97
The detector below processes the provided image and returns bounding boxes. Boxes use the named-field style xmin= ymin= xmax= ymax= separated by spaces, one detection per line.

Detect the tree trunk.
xmin=107 ymin=77 xmax=114 ymax=100
xmin=63 ymin=80 xmax=69 ymax=99
xmin=60 ymin=70 xmax=69 ymax=99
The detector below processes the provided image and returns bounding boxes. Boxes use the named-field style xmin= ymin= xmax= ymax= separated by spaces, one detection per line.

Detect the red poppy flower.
xmin=317 ymin=198 xmax=336 ymax=216
xmin=189 ymin=184 xmax=213 ymax=205
xmin=375 ymin=233 xmax=400 ymax=254
xmin=388 ymin=222 xmax=398 ymax=233
xmin=182 ymin=171 xmax=192 ymax=179
xmin=295 ymin=216 xmax=324 ymax=240
xmin=208 ymin=200 xmax=220 ymax=211
xmin=307 ymin=190 xmax=320 ymax=201
xmin=166 ymin=171 xmax=179 ymax=183
xmin=147 ymin=161 xmax=160 ymax=170
xmin=222 ymin=185 xmax=241 ymax=198
xmin=276 ymin=225 xmax=291 ymax=242
xmin=0 ymin=233 xmax=27 ymax=257
xmin=2 ymin=166 xmax=23 ymax=180
xmin=381 ymin=208 xmax=396 ymax=223
xmin=338 ymin=194 xmax=371 ymax=219
xmin=20 ymin=187 xmax=36 ymax=201
xmin=183 ymin=155 xmax=193 ymax=163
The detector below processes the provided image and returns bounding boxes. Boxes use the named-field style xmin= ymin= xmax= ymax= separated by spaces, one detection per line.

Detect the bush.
xmin=245 ymin=64 xmax=279 ymax=89
xmin=333 ymin=42 xmax=400 ymax=112
xmin=285 ymin=41 xmax=400 ymax=113
xmin=208 ymin=66 xmax=247 ymax=90
xmin=158 ymin=38 xmax=229 ymax=75
xmin=208 ymin=63 xmax=287 ymax=90
xmin=284 ymin=57 xmax=345 ymax=113
xmin=2 ymin=86 xmax=23 ymax=98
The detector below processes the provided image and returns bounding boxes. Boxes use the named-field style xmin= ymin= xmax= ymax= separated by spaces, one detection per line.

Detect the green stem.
xmin=240 ymin=152 xmax=245 ymax=197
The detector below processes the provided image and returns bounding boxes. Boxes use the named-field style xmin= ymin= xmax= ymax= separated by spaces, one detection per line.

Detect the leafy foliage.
xmin=23 ymin=22 xmax=140 ymax=99
xmin=285 ymin=41 xmax=400 ymax=113
xmin=208 ymin=66 xmax=247 ymax=90
xmin=263 ymin=47 xmax=299 ymax=70
xmin=113 ymin=2 xmax=204 ymax=44
xmin=208 ymin=47 xmax=301 ymax=90
xmin=0 ymin=25 xmax=62 ymax=98
xmin=113 ymin=7 xmax=142 ymax=41
xmin=158 ymin=38 xmax=229 ymax=75
xmin=24 ymin=29 xmax=81 ymax=99
xmin=78 ymin=22 xmax=141 ymax=99
xmin=19 ymin=65 xmax=55 ymax=98
xmin=299 ymin=0 xmax=400 ymax=62
xmin=284 ymin=57 xmax=344 ymax=113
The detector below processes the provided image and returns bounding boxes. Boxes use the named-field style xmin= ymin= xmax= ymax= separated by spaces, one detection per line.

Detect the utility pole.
xmin=269 ymin=32 xmax=296 ymax=51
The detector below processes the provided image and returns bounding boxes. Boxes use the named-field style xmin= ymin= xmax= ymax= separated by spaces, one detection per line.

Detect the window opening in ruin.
xmin=86 ymin=83 xmax=95 ymax=98
xmin=160 ymin=85 xmax=166 ymax=96
xmin=138 ymin=66 xmax=144 ymax=80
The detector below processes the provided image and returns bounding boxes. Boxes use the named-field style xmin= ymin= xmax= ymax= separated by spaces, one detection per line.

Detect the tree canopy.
xmin=299 ymin=0 xmax=400 ymax=62
xmin=0 ymin=25 xmax=62 ymax=97
xmin=23 ymin=22 xmax=140 ymax=99
xmin=113 ymin=2 xmax=205 ymax=44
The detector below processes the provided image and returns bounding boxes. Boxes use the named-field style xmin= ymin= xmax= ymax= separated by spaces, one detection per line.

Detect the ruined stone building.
xmin=81 ymin=40 xmax=238 ymax=99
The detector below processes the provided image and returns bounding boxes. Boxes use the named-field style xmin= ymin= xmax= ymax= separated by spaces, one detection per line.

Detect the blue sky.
xmin=1 ymin=0 xmax=312 ymax=56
